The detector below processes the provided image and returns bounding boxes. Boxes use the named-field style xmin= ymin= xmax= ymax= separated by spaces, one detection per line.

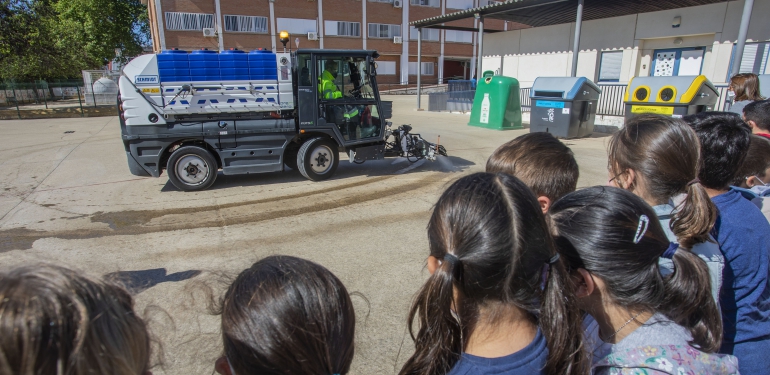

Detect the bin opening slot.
xmin=534 ymin=91 xmax=564 ymax=98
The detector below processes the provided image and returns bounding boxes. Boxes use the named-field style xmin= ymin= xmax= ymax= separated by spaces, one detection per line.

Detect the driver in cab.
xmin=320 ymin=60 xmax=343 ymax=100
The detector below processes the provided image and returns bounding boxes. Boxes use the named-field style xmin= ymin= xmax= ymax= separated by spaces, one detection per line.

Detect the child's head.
xmin=683 ymin=112 xmax=751 ymax=191
xmin=729 ymin=73 xmax=763 ymax=102
xmin=215 ymin=256 xmax=355 ymax=375
xmin=743 ymin=99 xmax=770 ymax=133
xmin=486 ymin=132 xmax=579 ymax=213
xmin=0 ymin=264 xmax=151 ymax=375
xmin=608 ymin=114 xmax=717 ymax=248
xmin=733 ymin=135 xmax=770 ymax=189
xmin=400 ymin=172 xmax=587 ymax=375
xmin=549 ymin=186 xmax=722 ymax=352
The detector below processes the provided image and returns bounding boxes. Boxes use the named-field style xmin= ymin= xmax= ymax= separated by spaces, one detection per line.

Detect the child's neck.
xmin=464 ymin=304 xmax=537 ymax=358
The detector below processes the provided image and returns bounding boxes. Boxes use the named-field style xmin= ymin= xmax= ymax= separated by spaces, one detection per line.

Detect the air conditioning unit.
xmin=202 ymin=28 xmax=216 ymax=37
xmin=393 ymin=0 xmax=402 ymax=8
xmin=393 ymin=36 xmax=402 ymax=44
xmin=307 ymin=32 xmax=319 ymax=40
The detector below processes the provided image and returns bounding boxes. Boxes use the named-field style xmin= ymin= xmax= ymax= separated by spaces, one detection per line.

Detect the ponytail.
xmin=660 ymin=246 xmax=723 ymax=352
xmin=400 ymin=257 xmax=464 ymax=375
xmin=540 ymin=258 xmax=589 ymax=375
xmin=671 ymin=180 xmax=719 ymax=249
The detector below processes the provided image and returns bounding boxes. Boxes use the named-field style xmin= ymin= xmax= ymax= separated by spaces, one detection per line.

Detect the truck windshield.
xmin=318 ymin=57 xmax=374 ymax=100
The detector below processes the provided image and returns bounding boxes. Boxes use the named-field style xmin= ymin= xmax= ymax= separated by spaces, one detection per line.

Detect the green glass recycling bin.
xmin=468 ymin=75 xmax=523 ymax=130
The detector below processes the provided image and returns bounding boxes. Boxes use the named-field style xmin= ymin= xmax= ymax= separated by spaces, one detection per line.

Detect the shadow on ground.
xmin=106 ymin=268 xmax=202 ymax=294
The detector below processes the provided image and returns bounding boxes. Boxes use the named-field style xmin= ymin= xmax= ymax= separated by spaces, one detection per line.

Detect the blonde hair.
xmin=0 ymin=265 xmax=151 ymax=375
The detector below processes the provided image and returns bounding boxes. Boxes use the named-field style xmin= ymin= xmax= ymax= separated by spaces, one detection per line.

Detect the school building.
xmin=142 ymin=0 xmax=527 ymax=85
xmin=410 ymin=0 xmax=770 ymax=87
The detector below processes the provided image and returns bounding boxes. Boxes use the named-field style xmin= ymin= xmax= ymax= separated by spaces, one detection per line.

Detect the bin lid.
xmin=159 ymin=50 xmax=188 ymax=54
xmin=221 ymin=49 xmax=246 ymax=54
xmin=530 ymin=77 xmax=600 ymax=99
xmin=191 ymin=49 xmax=218 ymax=54
xmin=625 ymin=75 xmax=717 ymax=104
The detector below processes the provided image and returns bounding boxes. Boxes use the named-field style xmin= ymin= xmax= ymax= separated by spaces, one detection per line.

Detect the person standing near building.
xmin=727 ymin=73 xmax=764 ymax=115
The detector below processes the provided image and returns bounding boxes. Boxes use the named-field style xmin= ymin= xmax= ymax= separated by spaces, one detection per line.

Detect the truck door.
xmin=315 ymin=55 xmax=382 ymax=147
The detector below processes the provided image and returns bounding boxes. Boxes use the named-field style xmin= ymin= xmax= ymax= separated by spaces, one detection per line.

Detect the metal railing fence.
xmin=428 ymin=82 xmax=733 ymax=116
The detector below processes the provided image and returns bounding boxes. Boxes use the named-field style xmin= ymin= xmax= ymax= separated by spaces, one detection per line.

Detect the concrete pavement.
xmin=0 ymin=95 xmax=613 ymax=374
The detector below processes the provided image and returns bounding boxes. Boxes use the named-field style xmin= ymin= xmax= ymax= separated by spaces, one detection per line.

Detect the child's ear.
xmin=573 ymin=268 xmax=595 ymax=298
xmin=427 ymin=255 xmax=440 ymax=275
xmin=747 ymin=120 xmax=758 ymax=130
xmin=215 ymin=356 xmax=233 ymax=375
xmin=746 ymin=175 xmax=762 ymax=188
xmin=537 ymin=196 xmax=552 ymax=214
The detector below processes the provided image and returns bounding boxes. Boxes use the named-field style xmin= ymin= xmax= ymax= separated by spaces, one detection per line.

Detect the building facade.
xmin=145 ymin=0 xmax=513 ymax=85
xmin=479 ymin=0 xmax=770 ymax=86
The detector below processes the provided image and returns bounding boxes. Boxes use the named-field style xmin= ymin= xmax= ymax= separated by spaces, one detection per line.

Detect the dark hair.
xmin=400 ymin=173 xmax=587 ymax=375
xmin=744 ymin=99 xmax=770 ymax=131
xmin=486 ymin=132 xmax=579 ymax=202
xmin=730 ymin=73 xmax=764 ymax=102
xmin=0 ymin=264 xmax=151 ymax=375
xmin=683 ymin=112 xmax=751 ymax=190
xmin=218 ymin=256 xmax=355 ymax=375
xmin=608 ymin=114 xmax=718 ymax=249
xmin=732 ymin=135 xmax=770 ymax=186
xmin=549 ymin=186 xmax=723 ymax=352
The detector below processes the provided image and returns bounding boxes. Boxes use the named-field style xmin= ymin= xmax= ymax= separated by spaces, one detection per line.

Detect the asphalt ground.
xmin=0 ymin=95 xmax=612 ymax=374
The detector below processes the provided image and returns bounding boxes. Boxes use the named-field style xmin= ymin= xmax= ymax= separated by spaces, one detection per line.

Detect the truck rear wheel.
xmin=297 ymin=137 xmax=338 ymax=181
xmin=167 ymin=146 xmax=218 ymax=191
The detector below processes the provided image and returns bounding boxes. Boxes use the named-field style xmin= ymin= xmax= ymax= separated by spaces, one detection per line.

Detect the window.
xmin=368 ymin=23 xmax=401 ymax=39
xmin=651 ymin=48 xmax=704 ymax=77
xmin=224 ymin=15 xmax=268 ymax=33
xmin=445 ymin=30 xmax=473 ymax=43
xmin=276 ymin=18 xmax=316 ymax=34
xmin=408 ymin=62 xmax=434 ymax=75
xmin=729 ymin=42 xmax=770 ymax=76
xmin=377 ymin=61 xmax=397 ymax=75
xmin=480 ymin=0 xmax=502 ymax=5
xmin=598 ymin=51 xmax=623 ymax=82
xmin=325 ymin=21 xmax=361 ymax=37
xmin=446 ymin=0 xmax=474 ymax=9
xmin=165 ymin=12 xmax=214 ymax=31
xmin=369 ymin=0 xmax=393 ymax=2
xmin=410 ymin=0 xmax=439 ymax=6
xmin=409 ymin=27 xmax=439 ymax=41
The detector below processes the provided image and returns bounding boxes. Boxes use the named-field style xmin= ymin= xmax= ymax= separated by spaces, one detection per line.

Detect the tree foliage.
xmin=0 ymin=0 xmax=149 ymax=80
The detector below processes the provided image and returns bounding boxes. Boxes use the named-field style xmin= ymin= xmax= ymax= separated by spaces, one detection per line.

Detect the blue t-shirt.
xmin=712 ymin=189 xmax=770 ymax=373
xmin=447 ymin=328 xmax=548 ymax=375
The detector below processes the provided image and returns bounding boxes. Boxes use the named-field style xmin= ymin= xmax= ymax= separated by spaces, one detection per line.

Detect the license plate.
xmin=141 ymin=88 xmax=160 ymax=94
xmin=631 ymin=105 xmax=674 ymax=115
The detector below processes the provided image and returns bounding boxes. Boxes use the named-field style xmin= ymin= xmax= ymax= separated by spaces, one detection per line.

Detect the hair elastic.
xmin=633 ymin=215 xmax=650 ymax=244
xmin=687 ymin=178 xmax=701 ymax=187
xmin=443 ymin=253 xmax=460 ymax=267
xmin=661 ymin=242 xmax=679 ymax=259
xmin=547 ymin=253 xmax=560 ymax=264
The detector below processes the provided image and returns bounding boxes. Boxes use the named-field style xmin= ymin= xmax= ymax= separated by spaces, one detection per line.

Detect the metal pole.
xmin=731 ymin=0 xmax=754 ymax=78
xmin=571 ymin=0 xmax=584 ymax=77
xmin=476 ymin=16 xmax=484 ymax=81
xmin=91 ymin=82 xmax=97 ymax=107
xmin=417 ymin=28 xmax=422 ymax=110
xmin=42 ymin=81 xmax=48 ymax=109
xmin=76 ymin=86 xmax=84 ymax=117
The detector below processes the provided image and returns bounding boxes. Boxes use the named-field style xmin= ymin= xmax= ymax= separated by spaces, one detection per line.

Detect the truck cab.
xmin=118 ymin=48 xmax=391 ymax=191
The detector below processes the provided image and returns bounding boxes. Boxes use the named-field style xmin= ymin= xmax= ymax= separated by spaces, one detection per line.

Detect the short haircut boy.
xmin=683 ymin=112 xmax=751 ymax=190
xmin=733 ymin=135 xmax=770 ymax=187
xmin=486 ymin=132 xmax=579 ymax=202
xmin=743 ymin=100 xmax=770 ymax=132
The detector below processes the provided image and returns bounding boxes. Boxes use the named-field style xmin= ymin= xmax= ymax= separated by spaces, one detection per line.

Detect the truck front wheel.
xmin=167 ymin=146 xmax=218 ymax=191
xmin=297 ymin=137 xmax=339 ymax=181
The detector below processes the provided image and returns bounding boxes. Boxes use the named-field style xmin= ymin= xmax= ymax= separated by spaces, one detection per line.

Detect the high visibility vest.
xmin=319 ymin=70 xmax=342 ymax=100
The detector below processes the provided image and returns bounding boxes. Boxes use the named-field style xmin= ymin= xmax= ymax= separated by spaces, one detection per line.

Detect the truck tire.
xmin=297 ymin=137 xmax=338 ymax=181
xmin=167 ymin=146 xmax=218 ymax=191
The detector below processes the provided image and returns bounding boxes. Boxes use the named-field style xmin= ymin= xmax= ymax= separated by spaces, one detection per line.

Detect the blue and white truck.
xmin=118 ymin=48 xmax=445 ymax=191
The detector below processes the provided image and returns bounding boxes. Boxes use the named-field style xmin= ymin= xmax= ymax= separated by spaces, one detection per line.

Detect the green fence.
xmin=0 ymin=80 xmax=91 ymax=119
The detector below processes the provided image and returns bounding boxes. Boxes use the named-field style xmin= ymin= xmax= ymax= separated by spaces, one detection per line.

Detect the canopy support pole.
xmin=570 ymin=0 xmax=584 ymax=77
xmin=731 ymin=0 xmax=754 ymax=78
xmin=417 ymin=28 xmax=422 ymax=109
xmin=476 ymin=15 xmax=484 ymax=80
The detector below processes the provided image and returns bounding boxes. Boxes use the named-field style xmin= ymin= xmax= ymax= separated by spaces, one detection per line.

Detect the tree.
xmin=0 ymin=0 xmax=149 ymax=80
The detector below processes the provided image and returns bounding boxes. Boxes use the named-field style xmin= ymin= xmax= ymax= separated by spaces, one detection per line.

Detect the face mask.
xmin=727 ymin=91 xmax=735 ymax=100
xmin=750 ymin=184 xmax=770 ymax=196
